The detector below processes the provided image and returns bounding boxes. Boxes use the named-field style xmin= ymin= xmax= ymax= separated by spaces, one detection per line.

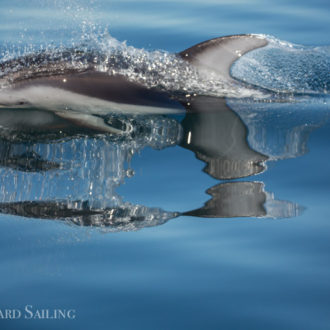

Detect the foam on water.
xmin=232 ymin=35 xmax=330 ymax=95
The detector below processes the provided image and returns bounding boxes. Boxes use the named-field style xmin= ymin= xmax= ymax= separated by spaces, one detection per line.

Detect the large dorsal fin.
xmin=179 ymin=34 xmax=268 ymax=81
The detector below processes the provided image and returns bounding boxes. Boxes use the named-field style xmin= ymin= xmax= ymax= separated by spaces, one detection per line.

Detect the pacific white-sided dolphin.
xmin=0 ymin=34 xmax=268 ymax=133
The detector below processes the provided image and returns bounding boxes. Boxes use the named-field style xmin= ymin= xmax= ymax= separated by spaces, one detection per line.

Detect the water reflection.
xmin=0 ymin=97 xmax=324 ymax=230
xmin=180 ymin=96 xmax=267 ymax=179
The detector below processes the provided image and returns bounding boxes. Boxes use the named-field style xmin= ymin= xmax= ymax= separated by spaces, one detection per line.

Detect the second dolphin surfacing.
xmin=0 ymin=34 xmax=268 ymax=133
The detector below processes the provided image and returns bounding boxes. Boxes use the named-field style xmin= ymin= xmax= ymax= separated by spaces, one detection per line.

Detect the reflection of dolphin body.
xmin=0 ymin=200 xmax=179 ymax=232
xmin=0 ymin=106 xmax=303 ymax=230
xmin=0 ymin=179 xmax=302 ymax=229
xmin=0 ymin=181 xmax=301 ymax=230
xmin=0 ymin=34 xmax=268 ymax=133
xmin=0 ymin=132 xmax=180 ymax=232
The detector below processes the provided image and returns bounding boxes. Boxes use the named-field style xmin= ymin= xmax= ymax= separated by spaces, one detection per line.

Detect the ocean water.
xmin=0 ymin=1 xmax=330 ymax=330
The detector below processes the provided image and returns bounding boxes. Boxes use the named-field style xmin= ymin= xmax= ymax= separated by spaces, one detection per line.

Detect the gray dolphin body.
xmin=0 ymin=34 xmax=268 ymax=133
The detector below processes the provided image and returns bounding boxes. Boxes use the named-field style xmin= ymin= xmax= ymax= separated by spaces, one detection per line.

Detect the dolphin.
xmin=0 ymin=34 xmax=268 ymax=133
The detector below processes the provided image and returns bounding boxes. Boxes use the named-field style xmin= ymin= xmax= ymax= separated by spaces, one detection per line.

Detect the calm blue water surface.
xmin=0 ymin=1 xmax=330 ymax=330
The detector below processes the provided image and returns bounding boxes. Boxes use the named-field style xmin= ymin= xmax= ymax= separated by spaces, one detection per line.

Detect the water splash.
xmin=0 ymin=113 xmax=181 ymax=205
xmin=0 ymin=33 xmax=253 ymax=98
xmin=0 ymin=112 xmax=182 ymax=231
xmin=1 ymin=30 xmax=330 ymax=98
xmin=232 ymin=35 xmax=330 ymax=95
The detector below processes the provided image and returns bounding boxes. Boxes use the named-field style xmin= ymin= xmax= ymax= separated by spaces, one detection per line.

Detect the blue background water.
xmin=0 ymin=1 xmax=330 ymax=330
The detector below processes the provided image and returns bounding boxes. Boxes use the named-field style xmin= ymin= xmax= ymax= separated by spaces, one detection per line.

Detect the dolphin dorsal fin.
xmin=179 ymin=34 xmax=268 ymax=81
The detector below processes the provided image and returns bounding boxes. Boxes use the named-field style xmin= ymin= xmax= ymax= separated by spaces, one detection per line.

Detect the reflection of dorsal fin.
xmin=179 ymin=34 xmax=268 ymax=81
xmin=180 ymin=96 xmax=268 ymax=179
